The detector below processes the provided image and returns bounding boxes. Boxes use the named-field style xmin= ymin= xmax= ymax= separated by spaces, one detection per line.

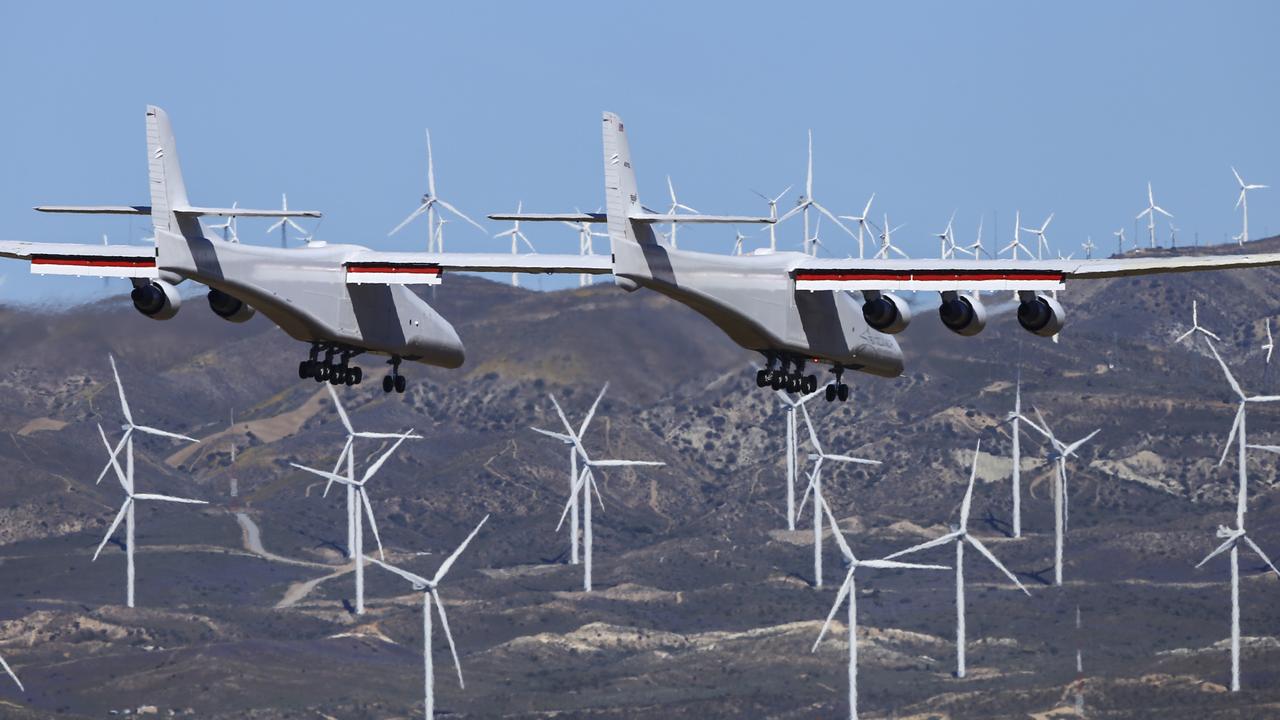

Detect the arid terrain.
xmin=0 ymin=240 xmax=1278 ymax=718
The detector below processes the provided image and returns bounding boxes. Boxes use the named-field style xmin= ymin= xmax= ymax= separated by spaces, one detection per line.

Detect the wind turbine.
xmin=534 ymin=386 xmax=664 ymax=591
xmin=958 ymin=215 xmax=989 ymax=259
xmin=290 ymin=432 xmax=416 ymax=614
xmin=563 ymin=215 xmax=608 ymax=286
xmin=776 ymin=388 xmax=824 ymax=531
xmin=778 ymin=131 xmax=855 ymax=255
xmin=1261 ymin=318 xmax=1274 ymax=365
xmin=1081 ymin=236 xmax=1095 ymax=259
xmin=371 ymin=514 xmax=489 ymax=720
xmin=1016 ymin=409 xmax=1100 ymax=586
xmin=874 ymin=214 xmax=908 ymax=260
xmin=884 ymin=440 xmax=1030 ymax=678
xmin=731 ymin=228 xmax=750 ymax=256
xmin=92 ymin=357 xmax=204 ymax=608
xmin=207 ymin=201 xmax=239 ymax=243
xmin=1174 ymin=300 xmax=1220 ymax=344
xmin=530 ymin=383 xmax=611 ymax=567
xmin=1005 ymin=371 xmax=1025 ymax=538
xmin=934 ymin=211 xmax=957 ymax=259
xmin=837 ymin=194 xmax=877 ymax=259
xmin=389 ymin=129 xmax=485 ymax=251
xmin=1206 ymin=340 xmax=1280 ymax=529
xmin=663 ymin=175 xmax=699 ymax=249
xmin=266 ymin=194 xmax=308 ymax=248
xmin=1232 ymin=167 xmax=1267 ymax=246
xmin=1020 ymin=213 xmax=1054 ymax=260
xmin=1193 ymin=522 xmax=1280 ymax=693
xmin=798 ymin=404 xmax=881 ymax=587
xmin=812 ymin=498 xmax=947 ymax=720
xmin=1113 ymin=228 xmax=1126 ymax=255
xmin=494 ymin=201 xmax=537 ymax=287
xmin=752 ymin=185 xmax=792 ymax=252
xmin=1136 ymin=182 xmax=1172 ymax=248
xmin=1001 ymin=211 xmax=1033 ymax=260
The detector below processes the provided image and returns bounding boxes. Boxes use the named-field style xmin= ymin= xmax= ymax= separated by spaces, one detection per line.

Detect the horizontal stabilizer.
xmin=488 ymin=212 xmax=606 ymax=223
xmin=629 ymin=213 xmax=774 ymax=224
xmin=35 ymin=205 xmax=151 ymax=215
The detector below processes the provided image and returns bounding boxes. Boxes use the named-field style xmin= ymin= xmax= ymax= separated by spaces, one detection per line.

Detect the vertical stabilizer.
xmin=601 ymin=113 xmax=657 ymax=286
xmin=145 ymin=106 xmax=194 ymax=237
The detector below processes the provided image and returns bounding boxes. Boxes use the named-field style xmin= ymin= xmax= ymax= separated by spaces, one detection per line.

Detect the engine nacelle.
xmin=131 ymin=280 xmax=181 ymax=321
xmin=862 ymin=292 xmax=912 ymax=334
xmin=1017 ymin=293 xmax=1066 ymax=337
xmin=939 ymin=292 xmax=987 ymax=336
xmin=207 ymin=289 xmax=256 ymax=323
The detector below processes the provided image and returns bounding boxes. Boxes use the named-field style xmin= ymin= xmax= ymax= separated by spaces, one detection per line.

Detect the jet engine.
xmin=862 ymin=291 xmax=912 ymax=334
xmin=1017 ymin=293 xmax=1066 ymax=337
xmin=938 ymin=292 xmax=987 ymax=336
xmin=130 ymin=280 xmax=181 ymax=320
xmin=207 ymin=289 xmax=256 ymax=323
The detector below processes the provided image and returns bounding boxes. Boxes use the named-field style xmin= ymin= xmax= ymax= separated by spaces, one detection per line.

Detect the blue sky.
xmin=2 ymin=1 xmax=1277 ymax=303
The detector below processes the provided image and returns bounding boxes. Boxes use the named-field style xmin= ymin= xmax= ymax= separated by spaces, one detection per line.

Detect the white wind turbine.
xmin=389 ymin=129 xmax=486 ymax=251
xmin=873 ymin=214 xmax=908 ymax=260
xmin=1232 ymin=167 xmax=1267 ymax=246
xmin=1136 ymin=182 xmax=1172 ymax=249
xmin=753 ymin=185 xmax=792 ymax=252
xmin=494 ymin=201 xmax=537 ymax=287
xmin=665 ymin=176 xmax=699 ymax=248
xmin=1081 ymin=236 xmax=1095 ymax=259
xmin=207 ymin=201 xmax=240 ymax=243
xmin=1194 ymin=522 xmax=1280 ymax=693
xmin=371 ymin=515 xmax=489 ymax=720
xmin=884 ymin=440 xmax=1031 ymax=678
xmin=92 ymin=357 xmax=205 ymax=608
xmin=812 ymin=497 xmax=947 ymax=720
xmin=957 ymin=215 xmax=989 ymax=259
xmin=266 ymin=194 xmax=308 ymax=248
xmin=1261 ymin=318 xmax=1274 ymax=365
xmin=934 ymin=211 xmax=958 ymax=259
xmin=776 ymin=388 xmax=825 ymax=531
xmin=1005 ymin=372 xmax=1025 ymax=538
xmin=732 ymin=228 xmax=750 ymax=256
xmin=1016 ymin=409 xmax=1100 ymax=586
xmin=1206 ymin=340 xmax=1280 ymax=529
xmin=530 ymin=383 xmax=611 ymax=567
xmin=1113 ymin=227 xmax=1126 ymax=255
xmin=563 ymin=216 xmax=608 ymax=286
xmin=798 ymin=404 xmax=881 ymax=587
xmin=1021 ymin=212 xmax=1054 ymax=260
xmin=838 ymin=193 xmax=877 ymax=259
xmin=290 ymin=432 xmax=416 ymax=614
xmin=1174 ymin=300 xmax=1220 ymax=344
xmin=1001 ymin=211 xmax=1033 ymax=260
xmin=534 ymin=386 xmax=664 ymax=591
xmin=778 ymin=131 xmax=855 ymax=255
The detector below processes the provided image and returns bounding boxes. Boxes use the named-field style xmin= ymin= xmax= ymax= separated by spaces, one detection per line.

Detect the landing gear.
xmin=756 ymin=352 xmax=819 ymax=396
xmin=824 ymin=364 xmax=850 ymax=403
xmin=383 ymin=356 xmax=406 ymax=394
xmin=298 ymin=343 xmax=364 ymax=386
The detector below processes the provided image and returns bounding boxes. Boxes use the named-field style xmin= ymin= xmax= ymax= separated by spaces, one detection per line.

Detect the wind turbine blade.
xmin=1248 ymin=444 xmax=1280 ymax=455
xmin=388 ymin=203 xmax=429 ymax=237
xmin=290 ymin=462 xmax=355 ymax=486
xmin=425 ymin=128 xmax=436 ymax=195
xmin=1207 ymin=340 xmax=1245 ymax=400
xmin=1063 ymin=429 xmax=1100 ymax=458
xmin=431 ymin=589 xmax=466 ymax=688
xmin=960 ymin=440 xmax=981 ymax=526
xmin=434 ymin=199 xmax=486 ymax=233
xmin=579 ymin=382 xmax=610 ymax=437
xmin=548 ymin=395 xmax=585 ymax=457
xmin=133 ymin=425 xmax=199 ymax=444
xmin=859 ymin=559 xmax=950 ymax=571
xmin=324 ymin=437 xmax=353 ymax=498
xmin=266 ymin=217 xmax=286 ymax=234
xmin=132 ymin=493 xmax=207 ymax=504
xmin=360 ymin=490 xmax=385 ymax=561
xmin=1233 ymin=167 xmax=1245 ymax=187
xmin=965 ymin=535 xmax=1030 ymax=595
xmin=93 ymin=500 xmax=131 ymax=561
xmin=1241 ymin=535 xmax=1280 ymax=577
xmin=556 ymin=466 xmax=592 ymax=532
xmin=812 ymin=570 xmax=854 ymax=652
xmin=433 ymin=514 xmax=490 ymax=584
xmin=369 ymin=556 xmax=431 ymax=587
xmin=1196 ymin=534 xmax=1239 ymax=568
xmin=327 ymin=384 xmax=354 ymax=434
xmin=108 ymin=355 xmax=133 ymax=426
xmin=799 ymin=404 xmax=822 ymax=455
xmin=882 ymin=532 xmax=961 ymax=560
xmin=360 ymin=434 xmax=412 ymax=484
xmin=814 ymin=203 xmax=855 ymax=237
xmin=96 ymin=423 xmax=128 ymax=489
xmin=819 ymin=493 xmax=854 ymax=561
xmin=822 ymin=454 xmax=881 ymax=466
xmin=0 ymin=654 xmax=23 ymax=692
xmin=530 ymin=427 xmax=573 ymax=443
xmin=1219 ymin=406 xmax=1243 ymax=467
xmin=354 ymin=430 xmax=424 ymax=440
xmin=588 ymin=459 xmax=665 ymax=467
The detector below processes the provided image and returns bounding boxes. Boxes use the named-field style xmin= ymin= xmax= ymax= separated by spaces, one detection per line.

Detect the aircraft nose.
xmin=414 ymin=317 xmax=465 ymax=368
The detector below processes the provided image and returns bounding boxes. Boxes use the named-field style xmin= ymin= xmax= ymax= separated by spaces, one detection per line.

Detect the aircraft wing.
xmin=792 ymin=253 xmax=1280 ymax=291
xmin=0 ymin=241 xmax=157 ymax=278
xmin=343 ymin=251 xmax=612 ymax=285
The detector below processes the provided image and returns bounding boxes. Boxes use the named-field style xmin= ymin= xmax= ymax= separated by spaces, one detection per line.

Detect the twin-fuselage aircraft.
xmin=4 ymin=107 xmax=1280 ymax=399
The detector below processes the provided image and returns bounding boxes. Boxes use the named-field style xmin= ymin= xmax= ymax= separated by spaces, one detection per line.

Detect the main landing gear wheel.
xmin=837 ymin=383 xmax=850 ymax=402
xmin=756 ymin=369 xmax=769 ymax=388
xmin=803 ymin=375 xmax=818 ymax=394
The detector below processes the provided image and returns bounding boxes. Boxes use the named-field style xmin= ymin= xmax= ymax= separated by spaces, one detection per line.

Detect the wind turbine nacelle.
xmin=130 ymin=280 xmax=181 ymax=321
xmin=939 ymin=293 xmax=987 ymax=336
xmin=1017 ymin=293 xmax=1066 ymax=337
xmin=862 ymin=292 xmax=912 ymax=334
xmin=207 ymin=289 xmax=256 ymax=323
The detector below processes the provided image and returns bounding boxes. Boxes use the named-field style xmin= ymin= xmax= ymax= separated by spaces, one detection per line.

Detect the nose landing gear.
xmin=823 ymin=364 xmax=850 ymax=403
xmin=382 ymin=356 xmax=407 ymax=394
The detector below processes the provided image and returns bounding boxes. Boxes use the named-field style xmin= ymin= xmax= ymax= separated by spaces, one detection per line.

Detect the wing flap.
xmin=345 ymin=251 xmax=611 ymax=284
xmin=0 ymin=241 xmax=157 ymax=278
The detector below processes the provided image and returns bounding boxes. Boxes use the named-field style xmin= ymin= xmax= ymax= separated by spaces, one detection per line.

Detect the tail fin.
xmin=145 ymin=105 xmax=198 ymax=238
xmin=602 ymin=112 xmax=659 ymax=252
